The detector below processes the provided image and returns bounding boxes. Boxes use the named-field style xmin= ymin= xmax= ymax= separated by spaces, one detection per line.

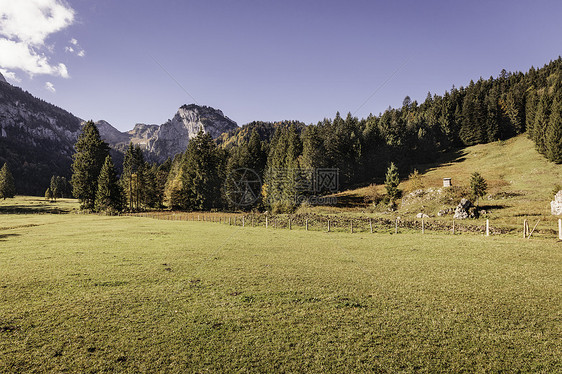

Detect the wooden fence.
xmin=119 ymin=211 xmax=562 ymax=239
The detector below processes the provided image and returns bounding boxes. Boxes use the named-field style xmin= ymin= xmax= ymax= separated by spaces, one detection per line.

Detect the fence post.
xmin=370 ymin=219 xmax=373 ymax=234
xmin=422 ymin=218 xmax=425 ymax=234
xmin=486 ymin=219 xmax=490 ymax=236
xmin=523 ymin=219 xmax=528 ymax=238
xmin=305 ymin=219 xmax=308 ymax=231
xmin=289 ymin=218 xmax=291 ymax=230
xmin=350 ymin=220 xmax=353 ymax=234
xmin=395 ymin=218 xmax=398 ymax=234
xmin=452 ymin=220 xmax=455 ymax=235
xmin=229 ymin=217 xmax=231 ymax=226
xmin=242 ymin=216 xmax=245 ymax=227
xmin=266 ymin=216 xmax=268 ymax=228
xmin=328 ymin=220 xmax=330 ymax=232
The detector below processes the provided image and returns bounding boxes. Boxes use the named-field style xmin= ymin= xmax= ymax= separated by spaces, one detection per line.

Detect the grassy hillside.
xmin=1 ymin=207 xmax=561 ymax=372
xmin=327 ymin=135 xmax=562 ymax=229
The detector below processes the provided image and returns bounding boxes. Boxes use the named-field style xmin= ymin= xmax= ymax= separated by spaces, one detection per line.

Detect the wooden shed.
xmin=443 ymin=178 xmax=452 ymax=187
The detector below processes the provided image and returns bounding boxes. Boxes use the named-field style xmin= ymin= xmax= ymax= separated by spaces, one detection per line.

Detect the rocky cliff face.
xmin=0 ymin=79 xmax=82 ymax=194
xmin=94 ymin=104 xmax=238 ymax=162
xmin=146 ymin=104 xmax=237 ymax=161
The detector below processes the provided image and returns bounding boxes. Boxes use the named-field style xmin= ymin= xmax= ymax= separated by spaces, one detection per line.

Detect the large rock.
xmin=0 ymin=72 xmax=6 ymax=83
xmin=551 ymin=191 xmax=562 ymax=215
xmin=453 ymin=198 xmax=474 ymax=219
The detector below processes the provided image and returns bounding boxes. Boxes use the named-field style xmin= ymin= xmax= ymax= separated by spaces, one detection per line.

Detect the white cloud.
xmin=0 ymin=38 xmax=69 ymax=77
xmin=0 ymin=0 xmax=75 ymax=78
xmin=65 ymin=38 xmax=86 ymax=57
xmin=45 ymin=81 xmax=56 ymax=92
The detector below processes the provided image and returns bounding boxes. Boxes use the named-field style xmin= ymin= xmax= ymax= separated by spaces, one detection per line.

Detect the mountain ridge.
xmin=0 ymin=78 xmax=238 ymax=194
xmin=94 ymin=103 xmax=238 ymax=161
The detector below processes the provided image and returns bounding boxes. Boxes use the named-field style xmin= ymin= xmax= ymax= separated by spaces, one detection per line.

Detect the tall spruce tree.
xmin=49 ymin=176 xmax=59 ymax=201
xmin=172 ymin=131 xmax=223 ymax=210
xmin=533 ymin=93 xmax=551 ymax=155
xmin=120 ymin=143 xmax=146 ymax=210
xmin=384 ymin=162 xmax=400 ymax=202
xmin=470 ymin=172 xmax=487 ymax=206
xmin=546 ymin=91 xmax=562 ymax=163
xmin=95 ymin=155 xmax=123 ymax=212
xmin=0 ymin=163 xmax=16 ymax=199
xmin=71 ymin=121 xmax=110 ymax=209
xmin=263 ymin=125 xmax=302 ymax=212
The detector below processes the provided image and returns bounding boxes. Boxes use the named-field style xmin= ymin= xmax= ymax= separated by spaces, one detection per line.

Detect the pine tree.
xmin=263 ymin=125 xmax=302 ymax=212
xmin=120 ymin=143 xmax=147 ymax=210
xmin=470 ymin=172 xmax=487 ymax=206
xmin=246 ymin=129 xmax=267 ymax=175
xmin=173 ymin=131 xmax=223 ymax=211
xmin=533 ymin=93 xmax=551 ymax=155
xmin=0 ymin=163 xmax=16 ymax=199
xmin=384 ymin=162 xmax=400 ymax=201
xmin=224 ymin=130 xmax=266 ymax=210
xmin=50 ymin=176 xmax=59 ymax=201
xmin=545 ymin=92 xmax=562 ymax=163
xmin=71 ymin=121 xmax=110 ymax=209
xmin=45 ymin=187 xmax=53 ymax=201
xmin=95 ymin=155 xmax=123 ymax=212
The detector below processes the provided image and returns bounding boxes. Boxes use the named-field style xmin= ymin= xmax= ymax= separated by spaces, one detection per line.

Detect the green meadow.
xmin=1 ymin=204 xmax=561 ymax=372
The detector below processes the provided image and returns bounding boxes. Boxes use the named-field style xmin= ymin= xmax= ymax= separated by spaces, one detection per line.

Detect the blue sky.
xmin=1 ymin=0 xmax=562 ymax=131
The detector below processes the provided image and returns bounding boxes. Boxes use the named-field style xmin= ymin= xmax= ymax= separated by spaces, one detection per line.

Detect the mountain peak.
xmin=0 ymin=72 xmax=7 ymax=83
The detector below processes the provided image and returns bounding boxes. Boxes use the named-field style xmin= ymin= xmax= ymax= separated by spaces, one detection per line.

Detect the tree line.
xmin=66 ymin=58 xmax=562 ymax=212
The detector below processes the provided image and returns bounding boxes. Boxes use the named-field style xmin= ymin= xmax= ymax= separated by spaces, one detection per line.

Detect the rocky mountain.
xmin=0 ymin=77 xmax=238 ymax=194
xmin=0 ymin=78 xmax=82 ymax=194
xmin=147 ymin=104 xmax=237 ymax=161
xmin=94 ymin=104 xmax=238 ymax=162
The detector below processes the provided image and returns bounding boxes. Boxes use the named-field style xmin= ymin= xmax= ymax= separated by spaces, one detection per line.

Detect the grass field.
xmin=1 ymin=204 xmax=561 ymax=372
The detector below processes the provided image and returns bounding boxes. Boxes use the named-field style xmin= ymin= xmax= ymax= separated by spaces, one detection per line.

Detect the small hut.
xmin=443 ymin=178 xmax=452 ymax=187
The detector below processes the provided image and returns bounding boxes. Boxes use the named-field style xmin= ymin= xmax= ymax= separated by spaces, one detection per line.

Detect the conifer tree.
xmin=470 ymin=172 xmax=487 ymax=206
xmin=120 ymin=143 xmax=147 ymax=210
xmin=263 ymin=125 xmax=302 ymax=212
xmin=384 ymin=162 xmax=400 ymax=202
xmin=546 ymin=92 xmax=562 ymax=163
xmin=533 ymin=93 xmax=551 ymax=155
xmin=50 ymin=176 xmax=59 ymax=201
xmin=45 ymin=187 xmax=53 ymax=201
xmin=0 ymin=162 xmax=16 ymax=199
xmin=95 ymin=155 xmax=123 ymax=212
xmin=172 ymin=131 xmax=223 ymax=210
xmin=71 ymin=121 xmax=110 ymax=209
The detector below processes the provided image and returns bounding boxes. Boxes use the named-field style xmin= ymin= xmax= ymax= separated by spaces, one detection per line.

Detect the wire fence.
xmin=119 ymin=211 xmax=562 ymax=240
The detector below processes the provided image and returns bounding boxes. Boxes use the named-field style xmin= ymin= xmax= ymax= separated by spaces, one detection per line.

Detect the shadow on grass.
xmin=0 ymin=205 xmax=67 ymax=214
xmin=410 ymin=148 xmax=467 ymax=175
xmin=0 ymin=233 xmax=20 ymax=241
xmin=478 ymin=204 xmax=508 ymax=211
xmin=333 ymin=193 xmax=367 ymax=208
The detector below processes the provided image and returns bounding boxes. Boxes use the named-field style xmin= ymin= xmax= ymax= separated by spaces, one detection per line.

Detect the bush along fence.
xmin=118 ymin=211 xmax=562 ymax=239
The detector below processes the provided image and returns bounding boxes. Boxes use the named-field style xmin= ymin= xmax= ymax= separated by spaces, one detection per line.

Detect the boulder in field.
xmin=454 ymin=198 xmax=474 ymax=219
